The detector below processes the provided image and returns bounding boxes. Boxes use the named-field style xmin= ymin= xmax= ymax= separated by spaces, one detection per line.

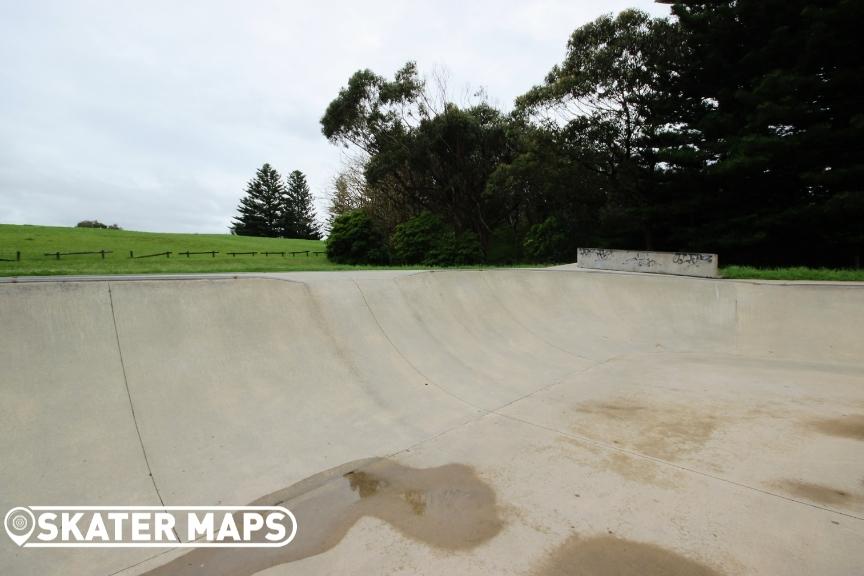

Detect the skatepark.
xmin=1 ymin=267 xmax=862 ymax=575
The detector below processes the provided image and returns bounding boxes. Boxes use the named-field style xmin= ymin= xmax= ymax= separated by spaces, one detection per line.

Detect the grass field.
xmin=1 ymin=224 xmax=862 ymax=279
xmin=720 ymin=265 xmax=864 ymax=282
xmin=0 ymin=224 xmax=352 ymax=276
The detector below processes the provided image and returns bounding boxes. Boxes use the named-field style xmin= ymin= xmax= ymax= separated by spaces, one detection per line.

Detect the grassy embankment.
xmin=0 ymin=224 xmax=349 ymax=276
xmin=1 ymin=224 xmax=862 ymax=279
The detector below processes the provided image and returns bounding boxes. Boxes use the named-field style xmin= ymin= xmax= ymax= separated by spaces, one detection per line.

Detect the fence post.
xmin=16 ymin=251 xmax=20 ymax=261
xmin=130 ymin=251 xmax=134 ymax=258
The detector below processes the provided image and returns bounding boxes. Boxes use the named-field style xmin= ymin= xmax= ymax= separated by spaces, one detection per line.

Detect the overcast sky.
xmin=0 ymin=0 xmax=669 ymax=233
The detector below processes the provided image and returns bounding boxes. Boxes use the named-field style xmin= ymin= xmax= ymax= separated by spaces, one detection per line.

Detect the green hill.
xmin=2 ymin=224 xmax=861 ymax=280
xmin=0 ymin=224 xmax=348 ymax=276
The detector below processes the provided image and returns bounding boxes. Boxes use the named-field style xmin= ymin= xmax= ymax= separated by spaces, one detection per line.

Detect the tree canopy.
xmin=233 ymin=165 xmax=321 ymax=239
xmin=320 ymin=1 xmax=862 ymax=267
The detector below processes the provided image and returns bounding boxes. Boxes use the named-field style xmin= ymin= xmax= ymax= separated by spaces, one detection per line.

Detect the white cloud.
xmin=0 ymin=0 xmax=669 ymax=232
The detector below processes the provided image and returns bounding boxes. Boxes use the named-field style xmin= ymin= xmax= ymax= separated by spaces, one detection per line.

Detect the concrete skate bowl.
xmin=1 ymin=269 xmax=862 ymax=576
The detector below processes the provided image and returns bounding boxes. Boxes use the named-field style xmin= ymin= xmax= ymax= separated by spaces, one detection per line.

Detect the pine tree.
xmin=283 ymin=170 xmax=322 ymax=239
xmin=232 ymin=164 xmax=286 ymax=237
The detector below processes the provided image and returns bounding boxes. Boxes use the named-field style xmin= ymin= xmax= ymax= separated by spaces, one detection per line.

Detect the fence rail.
xmin=44 ymin=250 xmax=112 ymax=260
xmin=130 ymin=251 xmax=171 ymax=259
xmin=0 ymin=248 xmax=326 ymax=262
xmin=179 ymin=251 xmax=218 ymax=257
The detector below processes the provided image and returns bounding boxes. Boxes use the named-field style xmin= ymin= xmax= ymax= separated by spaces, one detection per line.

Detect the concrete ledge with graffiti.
xmin=576 ymin=248 xmax=719 ymax=278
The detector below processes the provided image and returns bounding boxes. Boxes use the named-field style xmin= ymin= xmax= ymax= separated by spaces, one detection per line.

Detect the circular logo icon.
xmin=4 ymin=507 xmax=35 ymax=546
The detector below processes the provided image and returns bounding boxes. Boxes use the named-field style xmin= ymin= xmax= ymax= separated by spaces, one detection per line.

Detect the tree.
xmin=282 ymin=170 xmax=322 ymax=240
xmin=321 ymin=62 xmax=426 ymax=154
xmin=517 ymin=10 xmax=684 ymax=250
xmin=322 ymin=63 xmax=519 ymax=254
xmin=326 ymin=173 xmax=359 ymax=233
xmin=670 ymin=0 xmax=864 ymax=266
xmin=485 ymin=122 xmax=606 ymax=257
xmin=232 ymin=164 xmax=286 ymax=237
xmin=318 ymin=5 xmax=862 ymax=267
xmin=389 ymin=103 xmax=518 ymax=249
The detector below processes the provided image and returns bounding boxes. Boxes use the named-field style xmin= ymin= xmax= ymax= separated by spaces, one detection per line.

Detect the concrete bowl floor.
xmin=0 ymin=269 xmax=862 ymax=575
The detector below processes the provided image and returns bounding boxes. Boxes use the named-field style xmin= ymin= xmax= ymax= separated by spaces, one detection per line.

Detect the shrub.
xmin=425 ymin=230 xmax=483 ymax=265
xmin=76 ymin=220 xmax=107 ymax=228
xmin=485 ymin=225 xmax=522 ymax=264
xmin=326 ymin=210 xmax=388 ymax=264
xmin=76 ymin=220 xmax=122 ymax=230
xmin=523 ymin=216 xmax=573 ymax=262
xmin=391 ymin=212 xmax=483 ymax=266
xmin=390 ymin=212 xmax=448 ymax=264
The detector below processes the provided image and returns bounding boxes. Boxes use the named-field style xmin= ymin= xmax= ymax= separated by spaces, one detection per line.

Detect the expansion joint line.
xmin=106 ymin=283 xmax=178 ymax=540
xmin=494 ymin=411 xmax=864 ymax=522
xmin=347 ymin=278 xmax=862 ymax=521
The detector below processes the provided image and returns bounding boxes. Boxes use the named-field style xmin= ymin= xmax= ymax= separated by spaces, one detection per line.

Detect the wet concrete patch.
xmin=542 ymin=436 xmax=680 ymax=489
xmin=774 ymin=479 xmax=861 ymax=507
xmin=533 ymin=534 xmax=722 ymax=576
xmin=573 ymin=399 xmax=719 ymax=461
xmin=807 ymin=414 xmax=864 ymax=441
xmin=603 ymin=452 xmax=680 ymax=488
xmin=142 ymin=458 xmax=502 ymax=576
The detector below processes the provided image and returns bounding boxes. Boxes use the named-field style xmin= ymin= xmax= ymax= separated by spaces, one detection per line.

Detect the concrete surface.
xmin=577 ymin=247 xmax=719 ymax=277
xmin=0 ymin=268 xmax=862 ymax=575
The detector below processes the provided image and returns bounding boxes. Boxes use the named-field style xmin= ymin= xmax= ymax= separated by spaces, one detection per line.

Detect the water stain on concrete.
xmin=533 ymin=534 xmax=722 ymax=576
xmin=582 ymin=402 xmax=649 ymax=417
xmin=141 ymin=458 xmax=502 ymax=576
xmin=543 ymin=436 xmax=678 ymax=489
xmin=573 ymin=399 xmax=718 ymax=461
xmin=774 ymin=479 xmax=861 ymax=507
xmin=603 ymin=452 xmax=679 ymax=489
xmin=807 ymin=414 xmax=864 ymax=441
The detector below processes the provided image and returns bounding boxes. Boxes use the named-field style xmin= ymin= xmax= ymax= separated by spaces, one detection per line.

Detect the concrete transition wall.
xmin=1 ymin=270 xmax=863 ymax=576
xmin=577 ymin=247 xmax=719 ymax=278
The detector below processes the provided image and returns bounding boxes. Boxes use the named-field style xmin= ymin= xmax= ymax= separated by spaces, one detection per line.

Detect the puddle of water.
xmin=142 ymin=458 xmax=502 ymax=576
xmin=533 ymin=535 xmax=722 ymax=576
